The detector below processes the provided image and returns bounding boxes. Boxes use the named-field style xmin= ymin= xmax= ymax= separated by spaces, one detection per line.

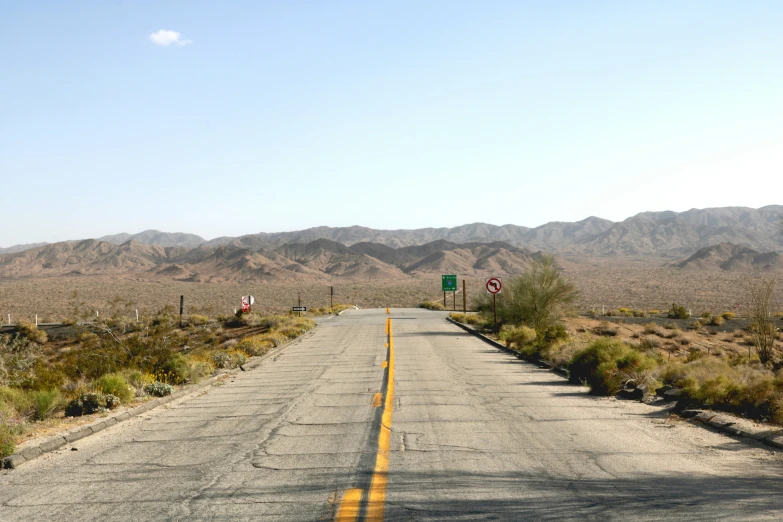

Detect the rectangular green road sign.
xmin=442 ymin=274 xmax=457 ymax=292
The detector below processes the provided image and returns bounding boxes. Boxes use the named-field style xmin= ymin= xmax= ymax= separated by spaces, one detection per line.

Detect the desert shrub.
xmin=617 ymin=308 xmax=633 ymax=317
xmin=155 ymin=353 xmax=191 ymax=384
xmin=94 ymin=373 xmax=134 ymax=404
xmin=20 ymin=360 xmax=67 ymax=391
xmin=190 ymin=314 xmax=210 ymax=326
xmin=419 ymin=300 xmax=445 ymax=311
xmin=709 ymin=315 xmax=725 ymax=326
xmin=648 ymin=309 xmax=661 ymax=315
xmin=632 ymin=310 xmax=648 ymax=318
xmin=667 ymin=304 xmax=690 ymax=320
xmin=30 ymin=389 xmax=64 ymax=420
xmin=592 ymin=322 xmax=618 ymax=337
xmin=257 ymin=332 xmax=287 ymax=348
xmin=662 ymin=322 xmax=678 ymax=330
xmin=235 ymin=337 xmax=268 ymax=356
xmin=722 ymin=311 xmax=736 ymax=320
xmin=125 ymin=370 xmax=154 ymax=396
xmin=65 ymin=393 xmax=117 ymax=416
xmin=211 ymin=351 xmax=247 ymax=369
xmin=144 ymin=382 xmax=174 ymax=397
xmin=449 ymin=313 xmax=467 ymax=323
xmin=465 ymin=314 xmax=483 ymax=326
xmin=189 ymin=361 xmax=215 ymax=382
xmin=278 ymin=327 xmax=301 ymax=339
xmin=0 ymin=422 xmax=14 ymax=458
xmin=474 ymin=256 xmax=578 ymax=334
xmin=569 ymin=339 xmax=659 ymax=395
xmin=701 ymin=312 xmax=712 ymax=320
xmin=499 ymin=325 xmax=537 ymax=349
xmin=663 ymin=358 xmax=781 ymax=419
xmin=642 ymin=323 xmax=661 ymax=336
xmin=636 ymin=337 xmax=661 ymax=351
xmin=0 ymin=387 xmax=34 ymax=419
xmin=16 ymin=322 xmax=47 ymax=345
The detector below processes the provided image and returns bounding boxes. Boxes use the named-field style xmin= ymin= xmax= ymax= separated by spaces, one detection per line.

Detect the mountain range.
xmin=0 ymin=238 xmax=541 ymax=282
xmin=3 ymin=205 xmax=779 ymax=257
xmin=1 ymin=205 xmax=780 ymax=281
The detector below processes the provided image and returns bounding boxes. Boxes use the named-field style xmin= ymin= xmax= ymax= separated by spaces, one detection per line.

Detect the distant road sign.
xmin=486 ymin=277 xmax=502 ymax=295
xmin=292 ymin=306 xmax=307 ymax=312
xmin=442 ymin=274 xmax=457 ymax=292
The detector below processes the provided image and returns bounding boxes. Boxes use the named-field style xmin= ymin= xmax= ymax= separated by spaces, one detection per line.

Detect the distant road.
xmin=1 ymin=309 xmax=782 ymax=521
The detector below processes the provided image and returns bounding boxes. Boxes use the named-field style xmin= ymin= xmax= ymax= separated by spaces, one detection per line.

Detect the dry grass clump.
xmin=16 ymin=322 xmax=47 ymax=345
xmin=419 ymin=300 xmax=445 ymax=311
xmin=662 ymin=359 xmax=783 ymax=422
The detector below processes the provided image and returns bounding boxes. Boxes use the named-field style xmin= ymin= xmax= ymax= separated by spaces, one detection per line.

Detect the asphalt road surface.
xmin=2 ymin=308 xmax=783 ymax=521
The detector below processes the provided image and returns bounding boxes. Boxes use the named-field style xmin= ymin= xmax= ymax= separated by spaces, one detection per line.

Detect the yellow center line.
xmin=367 ymin=318 xmax=394 ymax=521
xmin=335 ymin=488 xmax=363 ymax=522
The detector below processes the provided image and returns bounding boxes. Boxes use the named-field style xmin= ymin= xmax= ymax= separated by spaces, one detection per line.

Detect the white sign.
xmin=486 ymin=277 xmax=502 ymax=295
xmin=242 ymin=295 xmax=255 ymax=306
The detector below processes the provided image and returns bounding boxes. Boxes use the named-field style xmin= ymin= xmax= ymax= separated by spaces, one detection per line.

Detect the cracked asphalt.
xmin=2 ymin=308 xmax=783 ymax=521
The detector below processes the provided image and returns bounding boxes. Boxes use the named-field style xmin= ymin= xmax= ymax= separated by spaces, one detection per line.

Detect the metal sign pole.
xmin=463 ymin=279 xmax=466 ymax=313
xmin=298 ymin=292 xmax=301 ymax=317
xmin=493 ymin=293 xmax=497 ymax=326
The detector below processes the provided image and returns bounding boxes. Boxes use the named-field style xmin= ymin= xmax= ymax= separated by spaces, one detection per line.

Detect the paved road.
xmin=2 ymin=309 xmax=783 ymax=521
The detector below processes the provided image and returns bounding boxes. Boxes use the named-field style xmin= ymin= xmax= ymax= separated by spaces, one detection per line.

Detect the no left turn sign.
xmin=486 ymin=277 xmax=502 ymax=295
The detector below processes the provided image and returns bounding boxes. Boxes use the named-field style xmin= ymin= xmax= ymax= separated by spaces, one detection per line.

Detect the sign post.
xmin=486 ymin=277 xmax=502 ymax=326
xmin=442 ymin=274 xmax=457 ymax=310
xmin=463 ymin=279 xmax=466 ymax=314
xmin=241 ymin=295 xmax=254 ymax=314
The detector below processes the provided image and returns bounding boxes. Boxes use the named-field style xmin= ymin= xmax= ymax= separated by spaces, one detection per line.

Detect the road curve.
xmin=1 ymin=308 xmax=782 ymax=521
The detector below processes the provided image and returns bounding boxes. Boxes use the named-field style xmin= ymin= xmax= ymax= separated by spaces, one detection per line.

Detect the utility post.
xmin=179 ymin=295 xmax=184 ymax=326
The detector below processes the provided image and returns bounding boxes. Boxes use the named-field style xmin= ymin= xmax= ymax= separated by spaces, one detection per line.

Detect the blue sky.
xmin=1 ymin=1 xmax=782 ymax=246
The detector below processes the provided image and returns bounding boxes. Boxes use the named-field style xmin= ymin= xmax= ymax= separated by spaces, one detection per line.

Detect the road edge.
xmin=445 ymin=317 xmax=783 ymax=452
xmin=1 ymin=327 xmax=318 ymax=470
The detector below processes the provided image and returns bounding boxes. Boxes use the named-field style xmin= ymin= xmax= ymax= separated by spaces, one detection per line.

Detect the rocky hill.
xmin=672 ymin=242 xmax=783 ymax=272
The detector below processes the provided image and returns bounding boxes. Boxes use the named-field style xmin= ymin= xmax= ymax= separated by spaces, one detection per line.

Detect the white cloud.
xmin=149 ymin=29 xmax=192 ymax=46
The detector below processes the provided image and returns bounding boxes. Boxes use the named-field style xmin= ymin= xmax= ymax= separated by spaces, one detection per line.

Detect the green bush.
xmin=667 ymin=304 xmax=690 ymax=320
xmin=709 ymin=315 xmax=725 ymax=326
xmin=94 ymin=373 xmax=133 ymax=404
xmin=474 ymin=255 xmax=579 ymax=332
xmin=65 ymin=393 xmax=116 ymax=416
xmin=419 ymin=300 xmax=445 ymax=311
xmin=0 ymin=422 xmax=14 ymax=458
xmin=568 ymin=339 xmax=658 ymax=395
xmin=144 ymin=382 xmax=174 ymax=397
xmin=721 ymin=311 xmax=736 ymax=320
xmin=30 ymin=389 xmax=64 ymax=420
xmin=155 ymin=353 xmax=191 ymax=384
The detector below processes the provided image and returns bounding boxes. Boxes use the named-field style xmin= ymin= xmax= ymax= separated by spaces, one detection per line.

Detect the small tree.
xmin=477 ymin=255 xmax=579 ymax=333
xmin=746 ymin=274 xmax=778 ymax=365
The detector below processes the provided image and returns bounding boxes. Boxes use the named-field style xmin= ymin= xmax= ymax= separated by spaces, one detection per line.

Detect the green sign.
xmin=442 ymin=274 xmax=457 ymax=292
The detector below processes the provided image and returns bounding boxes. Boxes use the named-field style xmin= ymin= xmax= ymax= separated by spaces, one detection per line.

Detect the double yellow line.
xmin=335 ymin=315 xmax=395 ymax=522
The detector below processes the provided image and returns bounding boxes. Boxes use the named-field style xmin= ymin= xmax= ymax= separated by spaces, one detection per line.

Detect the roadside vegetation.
xmin=0 ymin=307 xmax=314 ymax=458
xmin=450 ymin=264 xmax=783 ymax=426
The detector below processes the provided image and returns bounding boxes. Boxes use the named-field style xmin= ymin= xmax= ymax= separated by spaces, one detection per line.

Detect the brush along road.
xmin=1 ymin=309 xmax=783 ymax=521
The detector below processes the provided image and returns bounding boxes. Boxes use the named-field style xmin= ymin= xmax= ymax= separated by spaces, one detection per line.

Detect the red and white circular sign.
xmin=486 ymin=277 xmax=502 ymax=294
